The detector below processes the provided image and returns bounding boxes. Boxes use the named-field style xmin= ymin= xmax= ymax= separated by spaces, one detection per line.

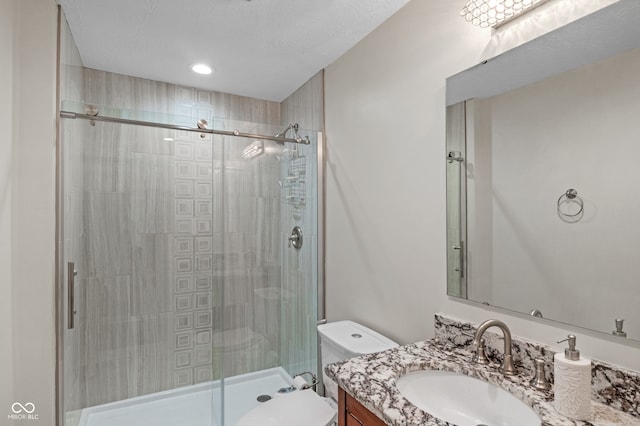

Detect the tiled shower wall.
xmin=279 ymin=72 xmax=324 ymax=377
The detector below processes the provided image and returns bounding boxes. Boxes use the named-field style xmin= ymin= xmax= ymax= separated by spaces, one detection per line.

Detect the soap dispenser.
xmin=553 ymin=335 xmax=591 ymax=420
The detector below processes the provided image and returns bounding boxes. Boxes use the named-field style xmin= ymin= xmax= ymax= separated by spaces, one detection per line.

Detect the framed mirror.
xmin=446 ymin=0 xmax=640 ymax=342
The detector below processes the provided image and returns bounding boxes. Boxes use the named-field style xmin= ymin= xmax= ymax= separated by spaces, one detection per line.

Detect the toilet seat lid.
xmin=237 ymin=389 xmax=336 ymax=426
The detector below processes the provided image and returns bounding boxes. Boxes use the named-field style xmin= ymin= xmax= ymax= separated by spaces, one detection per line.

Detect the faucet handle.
xmin=472 ymin=338 xmax=490 ymax=365
xmin=530 ymin=358 xmax=551 ymax=391
xmin=613 ymin=318 xmax=627 ymax=337
xmin=462 ymin=331 xmax=490 ymax=365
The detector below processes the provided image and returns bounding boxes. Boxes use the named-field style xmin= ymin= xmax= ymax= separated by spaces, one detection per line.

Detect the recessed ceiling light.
xmin=191 ymin=63 xmax=213 ymax=75
xmin=163 ymin=137 xmax=174 ymax=141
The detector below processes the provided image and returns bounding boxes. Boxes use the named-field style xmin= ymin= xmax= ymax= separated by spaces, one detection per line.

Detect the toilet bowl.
xmin=236 ymin=320 xmax=398 ymax=426
xmin=236 ymin=389 xmax=336 ymax=426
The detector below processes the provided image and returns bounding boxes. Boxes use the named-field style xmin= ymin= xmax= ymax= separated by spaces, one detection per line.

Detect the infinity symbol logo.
xmin=11 ymin=402 xmax=36 ymax=414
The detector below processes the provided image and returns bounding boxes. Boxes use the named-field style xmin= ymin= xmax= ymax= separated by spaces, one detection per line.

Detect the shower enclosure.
xmin=57 ymin=95 xmax=323 ymax=426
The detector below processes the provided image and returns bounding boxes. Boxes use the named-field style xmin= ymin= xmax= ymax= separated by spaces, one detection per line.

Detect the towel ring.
xmin=557 ymin=188 xmax=584 ymax=218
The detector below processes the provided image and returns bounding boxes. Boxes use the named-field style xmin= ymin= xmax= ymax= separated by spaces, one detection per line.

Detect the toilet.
xmin=237 ymin=320 xmax=398 ymax=426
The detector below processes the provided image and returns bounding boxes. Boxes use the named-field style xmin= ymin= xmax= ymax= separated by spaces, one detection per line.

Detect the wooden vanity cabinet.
xmin=338 ymin=387 xmax=387 ymax=426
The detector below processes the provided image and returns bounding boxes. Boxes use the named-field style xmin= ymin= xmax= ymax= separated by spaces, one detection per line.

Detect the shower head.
xmin=241 ymin=140 xmax=264 ymax=159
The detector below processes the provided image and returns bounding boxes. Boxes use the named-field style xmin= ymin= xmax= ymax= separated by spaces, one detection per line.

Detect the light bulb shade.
xmin=460 ymin=0 xmax=548 ymax=28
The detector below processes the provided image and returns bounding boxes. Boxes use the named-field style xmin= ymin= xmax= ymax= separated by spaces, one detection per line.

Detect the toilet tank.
xmin=318 ymin=320 xmax=398 ymax=400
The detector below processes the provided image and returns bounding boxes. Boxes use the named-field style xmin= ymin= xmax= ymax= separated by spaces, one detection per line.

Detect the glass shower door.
xmin=278 ymin=130 xmax=319 ymax=381
xmin=215 ymin=123 xmax=320 ymax=425
xmin=60 ymin=108 xmax=321 ymax=426
xmin=59 ymin=114 xmax=222 ymax=426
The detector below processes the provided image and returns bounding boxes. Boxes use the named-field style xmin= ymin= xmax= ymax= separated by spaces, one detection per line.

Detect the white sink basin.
xmin=396 ymin=370 xmax=541 ymax=426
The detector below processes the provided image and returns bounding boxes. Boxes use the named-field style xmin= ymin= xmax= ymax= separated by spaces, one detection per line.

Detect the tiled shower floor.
xmin=74 ymin=367 xmax=293 ymax=426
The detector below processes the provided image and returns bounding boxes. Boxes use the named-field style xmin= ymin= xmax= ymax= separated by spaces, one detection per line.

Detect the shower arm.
xmin=275 ymin=123 xmax=311 ymax=145
xmin=60 ymin=111 xmax=311 ymax=145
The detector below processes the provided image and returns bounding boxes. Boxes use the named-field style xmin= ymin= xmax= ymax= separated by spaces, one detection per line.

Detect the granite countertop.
xmin=325 ymin=338 xmax=639 ymax=426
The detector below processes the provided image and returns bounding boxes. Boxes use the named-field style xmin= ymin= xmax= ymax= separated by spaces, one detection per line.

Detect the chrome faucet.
xmin=472 ymin=319 xmax=516 ymax=376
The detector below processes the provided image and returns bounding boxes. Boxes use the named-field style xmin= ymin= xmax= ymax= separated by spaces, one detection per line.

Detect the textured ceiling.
xmin=57 ymin=0 xmax=411 ymax=102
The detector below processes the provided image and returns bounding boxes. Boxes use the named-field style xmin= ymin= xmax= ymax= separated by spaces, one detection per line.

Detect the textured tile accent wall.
xmin=171 ymin=128 xmax=216 ymax=387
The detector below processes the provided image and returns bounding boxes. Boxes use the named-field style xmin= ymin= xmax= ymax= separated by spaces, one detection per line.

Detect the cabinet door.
xmin=338 ymin=387 xmax=387 ymax=426
xmin=346 ymin=413 xmax=364 ymax=426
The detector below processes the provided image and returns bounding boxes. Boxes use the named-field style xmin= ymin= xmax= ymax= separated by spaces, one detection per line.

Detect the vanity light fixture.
xmin=191 ymin=63 xmax=213 ymax=75
xmin=460 ymin=0 xmax=551 ymax=28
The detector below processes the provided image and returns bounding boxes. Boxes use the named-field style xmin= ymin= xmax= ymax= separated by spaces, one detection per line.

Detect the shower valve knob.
xmin=288 ymin=226 xmax=303 ymax=249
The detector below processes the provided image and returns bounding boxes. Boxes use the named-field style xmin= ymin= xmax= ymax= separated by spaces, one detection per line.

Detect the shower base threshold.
xmin=75 ymin=367 xmax=294 ymax=426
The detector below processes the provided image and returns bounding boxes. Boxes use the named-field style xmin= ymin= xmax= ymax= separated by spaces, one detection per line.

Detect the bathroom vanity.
xmin=333 ymin=5 xmax=640 ymax=425
xmin=328 ymin=315 xmax=640 ymax=426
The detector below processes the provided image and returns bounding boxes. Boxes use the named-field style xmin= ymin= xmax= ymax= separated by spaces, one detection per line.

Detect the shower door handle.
xmin=67 ymin=262 xmax=78 ymax=329
xmin=452 ymin=241 xmax=464 ymax=278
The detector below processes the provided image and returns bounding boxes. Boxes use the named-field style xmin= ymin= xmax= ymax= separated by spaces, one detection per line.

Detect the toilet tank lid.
xmin=318 ymin=320 xmax=398 ymax=355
